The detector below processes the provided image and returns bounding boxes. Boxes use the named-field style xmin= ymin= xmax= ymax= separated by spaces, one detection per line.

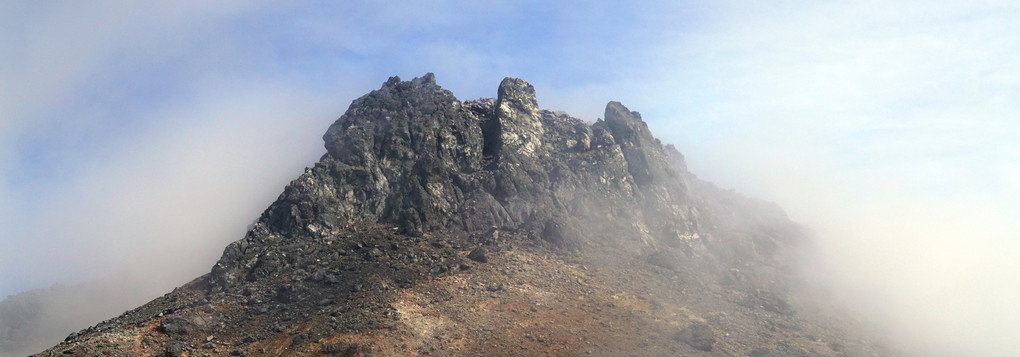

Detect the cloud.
xmin=0 ymin=2 xmax=266 ymax=134
xmin=0 ymin=2 xmax=315 ymax=296
xmin=0 ymin=80 xmax=342 ymax=296
xmin=622 ymin=2 xmax=1020 ymax=355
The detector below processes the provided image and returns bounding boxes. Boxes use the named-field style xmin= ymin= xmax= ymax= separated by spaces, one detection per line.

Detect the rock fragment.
xmin=468 ymin=247 xmax=488 ymax=263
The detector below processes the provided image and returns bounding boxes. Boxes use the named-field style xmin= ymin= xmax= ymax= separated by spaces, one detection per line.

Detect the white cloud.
xmin=624 ymin=2 xmax=1020 ymax=355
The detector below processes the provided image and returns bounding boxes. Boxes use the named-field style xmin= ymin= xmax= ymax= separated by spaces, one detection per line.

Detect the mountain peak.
xmin=35 ymin=75 xmax=892 ymax=357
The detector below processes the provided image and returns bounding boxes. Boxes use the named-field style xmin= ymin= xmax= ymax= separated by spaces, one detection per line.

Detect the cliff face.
xmin=35 ymin=75 xmax=888 ymax=356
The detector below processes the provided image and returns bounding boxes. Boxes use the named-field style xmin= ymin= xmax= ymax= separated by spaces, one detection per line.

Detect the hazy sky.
xmin=2 ymin=1 xmax=1018 ymax=355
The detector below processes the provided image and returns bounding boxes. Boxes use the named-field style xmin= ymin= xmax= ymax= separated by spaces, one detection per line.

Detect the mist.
xmin=656 ymin=2 xmax=1020 ymax=355
xmin=696 ymin=143 xmax=1020 ymax=356
xmin=3 ymin=1 xmax=1019 ymax=356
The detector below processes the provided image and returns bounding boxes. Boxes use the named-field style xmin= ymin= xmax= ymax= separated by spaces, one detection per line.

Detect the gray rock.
xmin=367 ymin=247 xmax=384 ymax=258
xmin=158 ymin=316 xmax=194 ymax=335
xmin=604 ymin=101 xmax=670 ymax=186
xmin=206 ymin=74 xmax=769 ymax=293
xmin=493 ymin=77 xmax=543 ymax=157
xmin=164 ymin=342 xmax=187 ymax=357
xmin=677 ymin=322 xmax=716 ymax=352
xmin=467 ymin=247 xmax=488 ymax=263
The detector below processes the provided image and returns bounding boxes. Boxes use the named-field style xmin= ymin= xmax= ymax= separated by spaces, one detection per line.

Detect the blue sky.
xmin=2 ymin=1 xmax=1019 ymax=355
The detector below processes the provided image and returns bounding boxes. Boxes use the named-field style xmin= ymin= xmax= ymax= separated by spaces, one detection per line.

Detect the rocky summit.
xmin=35 ymin=74 xmax=891 ymax=356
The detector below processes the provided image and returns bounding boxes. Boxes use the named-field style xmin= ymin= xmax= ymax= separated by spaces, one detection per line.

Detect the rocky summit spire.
xmin=496 ymin=77 xmax=538 ymax=112
xmin=494 ymin=77 xmax=543 ymax=157
xmin=604 ymin=101 xmax=672 ymax=186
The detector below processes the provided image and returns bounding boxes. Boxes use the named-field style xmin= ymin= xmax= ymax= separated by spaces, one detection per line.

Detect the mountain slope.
xmin=35 ymin=74 xmax=891 ymax=356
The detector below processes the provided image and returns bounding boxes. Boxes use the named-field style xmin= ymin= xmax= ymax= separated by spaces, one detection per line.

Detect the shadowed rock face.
xmin=604 ymin=101 xmax=671 ymax=187
xmin=34 ymin=74 xmax=891 ymax=357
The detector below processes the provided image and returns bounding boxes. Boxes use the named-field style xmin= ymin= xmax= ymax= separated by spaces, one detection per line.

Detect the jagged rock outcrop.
xmin=34 ymin=74 xmax=891 ymax=357
xmin=492 ymin=77 xmax=543 ymax=157
xmin=210 ymin=74 xmax=711 ymax=290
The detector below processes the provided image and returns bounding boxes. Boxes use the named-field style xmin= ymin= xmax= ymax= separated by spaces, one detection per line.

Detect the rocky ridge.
xmin=34 ymin=74 xmax=891 ymax=356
